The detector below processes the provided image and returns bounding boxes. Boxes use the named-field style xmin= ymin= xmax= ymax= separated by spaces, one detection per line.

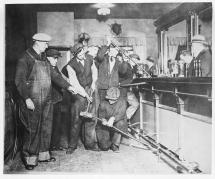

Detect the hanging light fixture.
xmin=92 ymin=3 xmax=115 ymax=16
xmin=97 ymin=7 xmax=111 ymax=16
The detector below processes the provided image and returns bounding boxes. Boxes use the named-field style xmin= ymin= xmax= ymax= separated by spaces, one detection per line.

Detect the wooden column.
xmin=152 ymin=85 xmax=161 ymax=160
xmin=139 ymin=91 xmax=143 ymax=131
xmin=174 ymin=87 xmax=185 ymax=160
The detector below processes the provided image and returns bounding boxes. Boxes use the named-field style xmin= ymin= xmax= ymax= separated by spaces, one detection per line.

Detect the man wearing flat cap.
xmin=96 ymin=87 xmax=127 ymax=152
xmin=188 ymin=34 xmax=212 ymax=77
xmin=46 ymin=49 xmax=66 ymax=151
xmin=15 ymin=33 xmax=76 ymax=170
xmin=70 ymin=33 xmax=90 ymax=56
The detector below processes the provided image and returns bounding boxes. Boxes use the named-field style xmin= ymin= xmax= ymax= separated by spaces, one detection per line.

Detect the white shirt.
xmin=91 ymin=61 xmax=98 ymax=91
xmin=61 ymin=60 xmax=98 ymax=97
xmin=66 ymin=65 xmax=87 ymax=97
xmin=77 ymin=59 xmax=85 ymax=67
xmin=109 ymin=57 xmax=116 ymax=74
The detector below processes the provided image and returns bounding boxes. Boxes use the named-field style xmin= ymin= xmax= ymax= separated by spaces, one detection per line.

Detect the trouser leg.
xmin=19 ymin=101 xmax=42 ymax=166
xmin=96 ymin=124 xmax=111 ymax=150
xmin=50 ymin=102 xmax=62 ymax=149
xmin=119 ymin=88 xmax=128 ymax=100
xmin=68 ymin=95 xmax=86 ymax=149
xmin=98 ymin=89 xmax=107 ymax=103
xmin=82 ymin=119 xmax=98 ymax=149
xmin=112 ymin=120 xmax=127 ymax=147
xmin=126 ymin=91 xmax=139 ymax=120
xmin=82 ymin=91 xmax=99 ymax=150
xmin=38 ymin=101 xmax=53 ymax=161
xmin=94 ymin=89 xmax=100 ymax=117
xmin=59 ymin=91 xmax=71 ymax=149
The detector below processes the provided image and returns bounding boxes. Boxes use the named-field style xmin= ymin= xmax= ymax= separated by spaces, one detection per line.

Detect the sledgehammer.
xmin=80 ymin=90 xmax=93 ymax=117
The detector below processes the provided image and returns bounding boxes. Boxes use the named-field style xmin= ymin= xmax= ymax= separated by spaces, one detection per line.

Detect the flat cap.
xmin=106 ymin=87 xmax=120 ymax=100
xmin=192 ymin=35 xmax=208 ymax=45
xmin=46 ymin=49 xmax=62 ymax=58
xmin=32 ymin=33 xmax=52 ymax=42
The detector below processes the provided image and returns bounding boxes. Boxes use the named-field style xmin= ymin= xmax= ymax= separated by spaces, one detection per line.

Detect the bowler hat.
xmin=146 ymin=56 xmax=154 ymax=63
xmin=78 ymin=33 xmax=90 ymax=42
xmin=105 ymin=87 xmax=120 ymax=100
xmin=46 ymin=49 xmax=62 ymax=58
xmin=192 ymin=35 xmax=208 ymax=45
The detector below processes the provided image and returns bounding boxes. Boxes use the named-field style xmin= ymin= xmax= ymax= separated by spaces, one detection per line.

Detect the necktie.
xmin=79 ymin=60 xmax=84 ymax=67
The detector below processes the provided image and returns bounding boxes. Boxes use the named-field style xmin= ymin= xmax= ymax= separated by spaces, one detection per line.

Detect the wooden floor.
xmin=4 ymin=138 xmax=177 ymax=174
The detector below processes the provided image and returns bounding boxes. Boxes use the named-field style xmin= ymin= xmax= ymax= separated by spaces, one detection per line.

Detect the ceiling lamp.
xmin=92 ymin=3 xmax=115 ymax=16
xmin=97 ymin=8 xmax=110 ymax=16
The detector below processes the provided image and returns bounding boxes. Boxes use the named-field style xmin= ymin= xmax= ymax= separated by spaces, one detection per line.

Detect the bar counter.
xmin=122 ymin=77 xmax=212 ymax=173
xmin=129 ymin=77 xmax=212 ymax=119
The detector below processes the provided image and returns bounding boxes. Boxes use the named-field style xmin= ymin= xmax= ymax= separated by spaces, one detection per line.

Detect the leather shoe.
xmin=39 ymin=157 xmax=56 ymax=163
xmin=66 ymin=148 xmax=75 ymax=154
xmin=110 ymin=144 xmax=119 ymax=153
xmin=59 ymin=146 xmax=67 ymax=151
xmin=25 ymin=165 xmax=35 ymax=170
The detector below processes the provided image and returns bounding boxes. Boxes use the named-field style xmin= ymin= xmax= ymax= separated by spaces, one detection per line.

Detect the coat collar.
xmin=27 ymin=47 xmax=45 ymax=61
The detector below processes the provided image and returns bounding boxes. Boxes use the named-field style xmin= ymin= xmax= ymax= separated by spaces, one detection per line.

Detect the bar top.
xmin=132 ymin=77 xmax=212 ymax=85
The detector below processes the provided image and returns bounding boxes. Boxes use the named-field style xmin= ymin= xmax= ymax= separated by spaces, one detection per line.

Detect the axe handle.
xmin=86 ymin=90 xmax=93 ymax=112
xmin=92 ymin=116 xmax=149 ymax=149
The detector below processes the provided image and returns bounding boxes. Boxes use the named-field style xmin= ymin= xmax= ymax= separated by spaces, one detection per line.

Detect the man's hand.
xmin=25 ymin=98 xmax=35 ymax=111
xmin=86 ymin=94 xmax=93 ymax=103
xmin=107 ymin=117 xmax=115 ymax=127
xmin=101 ymin=118 xmax=108 ymax=126
xmin=67 ymin=86 xmax=78 ymax=94
xmin=106 ymin=36 xmax=111 ymax=46
xmin=91 ymin=83 xmax=96 ymax=93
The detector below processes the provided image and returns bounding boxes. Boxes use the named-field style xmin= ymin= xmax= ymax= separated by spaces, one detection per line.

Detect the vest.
xmin=62 ymin=55 xmax=93 ymax=88
xmin=97 ymin=55 xmax=120 ymax=90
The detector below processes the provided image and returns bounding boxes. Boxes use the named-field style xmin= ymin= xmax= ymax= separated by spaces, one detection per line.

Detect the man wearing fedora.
xmin=15 ymin=33 xmax=76 ymax=170
xmin=97 ymin=87 xmax=127 ymax=152
xmin=188 ymin=34 xmax=212 ymax=77
xmin=96 ymin=44 xmax=121 ymax=103
xmin=70 ymin=33 xmax=91 ymax=57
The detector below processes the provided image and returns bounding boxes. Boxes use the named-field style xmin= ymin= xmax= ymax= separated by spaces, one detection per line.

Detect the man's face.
xmin=147 ymin=61 xmax=154 ymax=67
xmin=82 ymin=40 xmax=88 ymax=47
xmin=116 ymin=55 xmax=123 ymax=63
xmin=87 ymin=47 xmax=99 ymax=58
xmin=109 ymin=47 xmax=118 ymax=58
xmin=77 ymin=48 xmax=87 ymax=60
xmin=47 ymin=56 xmax=58 ymax=67
xmin=37 ymin=41 xmax=49 ymax=53
xmin=192 ymin=42 xmax=204 ymax=58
